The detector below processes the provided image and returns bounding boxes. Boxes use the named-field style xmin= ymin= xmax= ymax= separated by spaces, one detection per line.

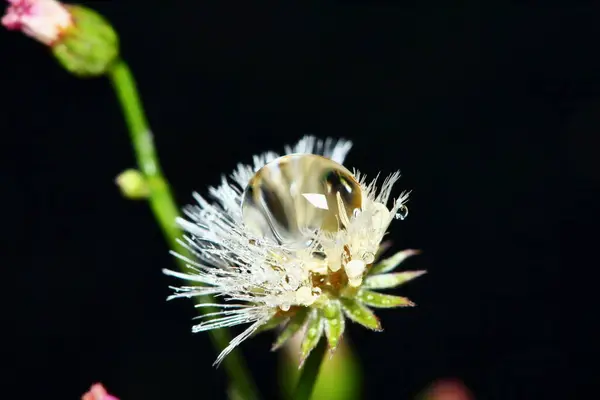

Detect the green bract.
xmin=261 ymin=248 xmax=425 ymax=361
xmin=52 ymin=5 xmax=119 ymax=77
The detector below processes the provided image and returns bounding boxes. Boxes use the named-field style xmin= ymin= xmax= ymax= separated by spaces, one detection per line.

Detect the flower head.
xmin=81 ymin=383 xmax=119 ymax=400
xmin=164 ymin=136 xmax=425 ymax=366
xmin=3 ymin=0 xmax=119 ymax=76
xmin=2 ymin=0 xmax=72 ymax=45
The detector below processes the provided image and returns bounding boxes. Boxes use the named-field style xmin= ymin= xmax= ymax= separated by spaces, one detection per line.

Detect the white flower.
xmin=164 ymin=136 xmax=425 ymax=366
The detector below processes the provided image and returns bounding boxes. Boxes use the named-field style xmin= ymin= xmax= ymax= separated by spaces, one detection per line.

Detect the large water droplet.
xmin=241 ymin=154 xmax=362 ymax=247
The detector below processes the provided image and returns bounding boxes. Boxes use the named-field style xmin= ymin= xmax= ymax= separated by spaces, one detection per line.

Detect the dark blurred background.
xmin=2 ymin=1 xmax=596 ymax=399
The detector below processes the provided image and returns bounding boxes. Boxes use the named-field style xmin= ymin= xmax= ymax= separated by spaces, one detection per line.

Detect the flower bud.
xmin=81 ymin=383 xmax=119 ymax=400
xmin=115 ymin=169 xmax=149 ymax=200
xmin=52 ymin=4 xmax=118 ymax=76
xmin=2 ymin=0 xmax=119 ymax=77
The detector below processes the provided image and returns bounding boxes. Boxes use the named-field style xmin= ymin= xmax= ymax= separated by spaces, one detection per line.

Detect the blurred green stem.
xmin=108 ymin=59 xmax=260 ymax=400
xmin=293 ymin=341 xmax=327 ymax=400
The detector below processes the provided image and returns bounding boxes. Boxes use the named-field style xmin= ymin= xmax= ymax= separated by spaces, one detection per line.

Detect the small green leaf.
xmin=299 ymin=309 xmax=324 ymax=367
xmin=272 ymin=308 xmax=308 ymax=351
xmin=340 ymin=298 xmax=382 ymax=331
xmin=358 ymin=290 xmax=415 ymax=308
xmin=369 ymin=249 xmax=420 ymax=275
xmin=364 ymin=270 xmax=427 ymax=290
xmin=322 ymin=300 xmax=345 ymax=352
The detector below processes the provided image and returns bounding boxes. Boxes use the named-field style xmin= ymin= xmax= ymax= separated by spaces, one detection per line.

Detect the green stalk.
xmin=108 ymin=59 xmax=260 ymax=400
xmin=292 ymin=340 xmax=327 ymax=400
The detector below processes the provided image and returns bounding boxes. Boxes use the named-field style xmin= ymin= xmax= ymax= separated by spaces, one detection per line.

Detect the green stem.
xmin=293 ymin=340 xmax=327 ymax=400
xmin=108 ymin=59 xmax=260 ymax=400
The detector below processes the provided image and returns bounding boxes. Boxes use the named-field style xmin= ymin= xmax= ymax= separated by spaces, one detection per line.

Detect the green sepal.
xmin=299 ymin=309 xmax=324 ymax=367
xmin=271 ymin=308 xmax=308 ymax=351
xmin=369 ymin=249 xmax=420 ymax=275
xmin=322 ymin=300 xmax=345 ymax=352
xmin=363 ymin=270 xmax=427 ymax=290
xmin=52 ymin=5 xmax=119 ymax=77
xmin=340 ymin=298 xmax=382 ymax=331
xmin=358 ymin=290 xmax=415 ymax=308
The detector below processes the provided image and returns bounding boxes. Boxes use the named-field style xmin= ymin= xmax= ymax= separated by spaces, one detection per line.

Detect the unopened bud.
xmin=115 ymin=169 xmax=149 ymax=200
xmin=52 ymin=5 xmax=118 ymax=76
xmin=81 ymin=383 xmax=119 ymax=400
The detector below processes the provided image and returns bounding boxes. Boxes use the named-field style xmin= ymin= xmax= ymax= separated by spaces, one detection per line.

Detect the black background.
xmin=2 ymin=1 xmax=596 ymax=399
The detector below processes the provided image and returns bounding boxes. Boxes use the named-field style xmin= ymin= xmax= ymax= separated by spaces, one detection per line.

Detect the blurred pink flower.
xmin=2 ymin=0 xmax=72 ymax=45
xmin=81 ymin=383 xmax=119 ymax=400
xmin=424 ymin=379 xmax=474 ymax=400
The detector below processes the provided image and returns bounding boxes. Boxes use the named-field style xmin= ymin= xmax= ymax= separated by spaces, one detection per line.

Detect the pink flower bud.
xmin=424 ymin=379 xmax=474 ymax=400
xmin=81 ymin=383 xmax=119 ymax=400
xmin=2 ymin=0 xmax=72 ymax=45
xmin=3 ymin=0 xmax=118 ymax=76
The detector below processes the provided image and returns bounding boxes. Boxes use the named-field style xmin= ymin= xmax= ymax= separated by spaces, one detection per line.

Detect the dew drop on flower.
xmin=395 ymin=204 xmax=409 ymax=220
xmin=362 ymin=252 xmax=375 ymax=264
xmin=241 ymin=154 xmax=362 ymax=247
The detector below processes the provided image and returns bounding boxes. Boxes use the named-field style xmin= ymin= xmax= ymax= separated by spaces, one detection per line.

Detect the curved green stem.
xmin=293 ymin=340 xmax=327 ymax=400
xmin=108 ymin=59 xmax=260 ymax=400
